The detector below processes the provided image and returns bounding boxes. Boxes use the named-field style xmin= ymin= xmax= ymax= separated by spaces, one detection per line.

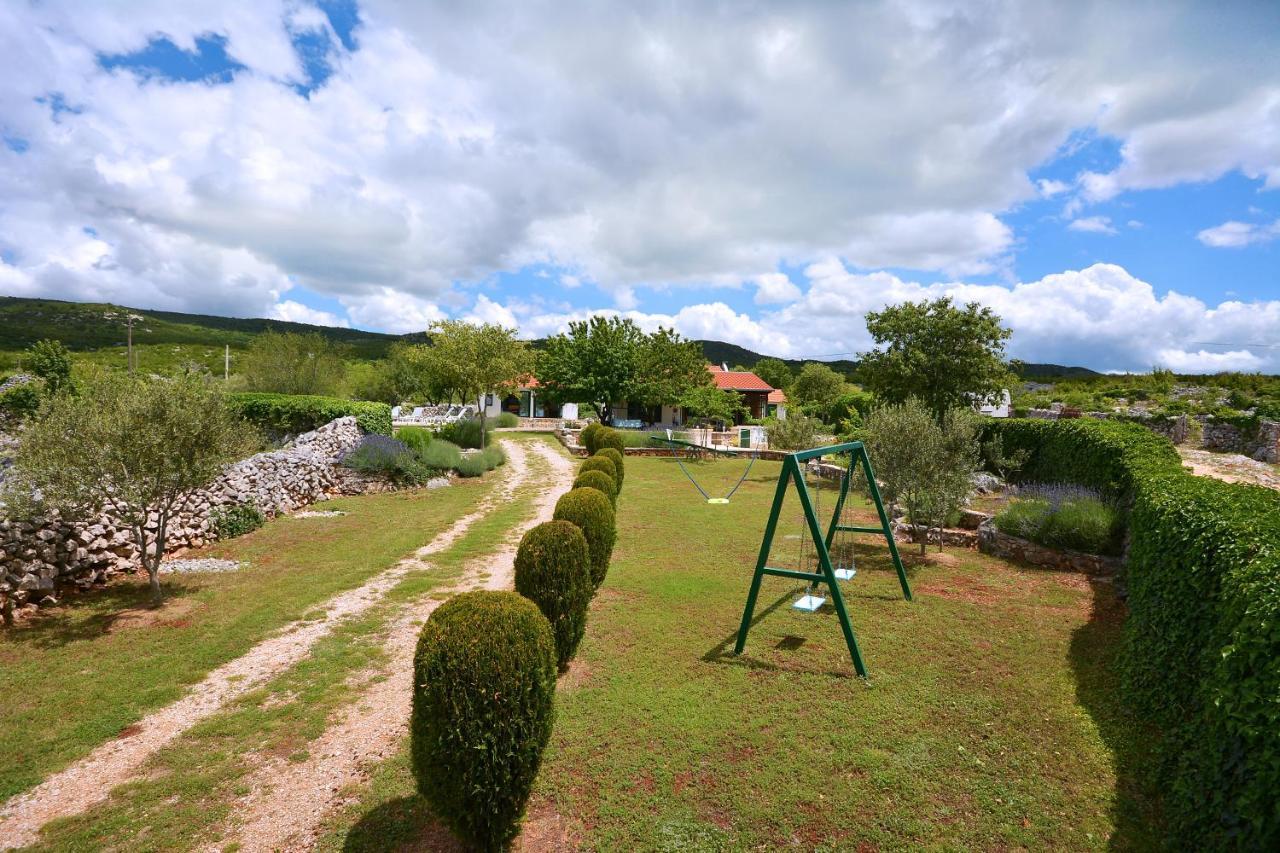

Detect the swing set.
xmin=733 ymin=440 xmax=911 ymax=677
xmin=654 ymin=429 xmax=761 ymax=505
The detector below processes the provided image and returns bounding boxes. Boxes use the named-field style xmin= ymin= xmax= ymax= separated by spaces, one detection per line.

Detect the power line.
xmin=1190 ymin=341 xmax=1280 ymax=350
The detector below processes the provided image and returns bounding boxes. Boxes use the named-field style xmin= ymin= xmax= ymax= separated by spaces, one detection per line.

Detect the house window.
xmin=485 ymin=394 xmax=495 ymax=406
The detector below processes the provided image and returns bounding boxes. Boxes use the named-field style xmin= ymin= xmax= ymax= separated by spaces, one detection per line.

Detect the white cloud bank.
xmin=1198 ymin=219 xmax=1280 ymax=248
xmin=0 ymin=1 xmax=1277 ymax=370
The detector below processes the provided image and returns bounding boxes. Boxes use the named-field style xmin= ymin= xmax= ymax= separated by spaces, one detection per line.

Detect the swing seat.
xmin=834 ymin=567 xmax=857 ymax=581
xmin=707 ymin=497 xmax=730 ymax=504
xmin=792 ymin=593 xmax=826 ymax=612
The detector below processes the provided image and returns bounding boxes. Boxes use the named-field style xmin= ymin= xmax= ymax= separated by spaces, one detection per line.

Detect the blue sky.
xmin=1 ymin=1 xmax=1278 ymax=371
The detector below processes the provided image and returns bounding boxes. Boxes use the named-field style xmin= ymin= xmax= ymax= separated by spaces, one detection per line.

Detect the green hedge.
xmin=572 ymin=470 xmax=617 ymax=508
xmin=514 ymin=521 xmax=593 ymax=669
xmin=579 ymin=422 xmax=605 ymax=454
xmin=595 ymin=447 xmax=625 ymax=489
xmin=983 ymin=417 xmax=1280 ymax=847
xmin=579 ymin=454 xmax=617 ymax=483
xmin=553 ymin=487 xmax=616 ymax=590
xmin=411 ymin=591 xmax=556 ymax=850
xmin=227 ymin=392 xmax=392 ymax=436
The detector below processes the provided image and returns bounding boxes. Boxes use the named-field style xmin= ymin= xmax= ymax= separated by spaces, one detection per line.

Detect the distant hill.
xmin=1 ymin=296 xmax=1095 ymax=380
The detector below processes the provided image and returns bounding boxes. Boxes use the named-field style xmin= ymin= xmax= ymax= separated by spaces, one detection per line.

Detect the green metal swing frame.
xmin=732 ymin=441 xmax=912 ymax=677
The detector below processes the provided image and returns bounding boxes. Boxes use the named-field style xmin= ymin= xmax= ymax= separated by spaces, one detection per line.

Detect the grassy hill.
xmin=0 ymin=295 xmax=1095 ymax=381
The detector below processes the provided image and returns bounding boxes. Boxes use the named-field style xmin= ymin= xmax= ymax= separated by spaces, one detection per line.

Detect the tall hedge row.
xmin=227 ymin=392 xmax=392 ymax=436
xmin=983 ymin=418 xmax=1280 ymax=848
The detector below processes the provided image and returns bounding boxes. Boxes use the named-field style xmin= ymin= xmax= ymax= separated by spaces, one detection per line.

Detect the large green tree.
xmin=633 ymin=327 xmax=711 ymax=407
xmin=424 ymin=321 xmax=532 ymax=444
xmin=751 ymin=357 xmax=793 ymax=392
xmin=6 ymin=371 xmax=258 ymax=605
xmin=860 ymin=298 xmax=1013 ymax=419
xmin=240 ymin=330 xmax=348 ymax=396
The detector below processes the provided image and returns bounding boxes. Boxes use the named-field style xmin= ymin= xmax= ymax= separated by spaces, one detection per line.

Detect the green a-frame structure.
xmin=733 ymin=441 xmax=912 ymax=677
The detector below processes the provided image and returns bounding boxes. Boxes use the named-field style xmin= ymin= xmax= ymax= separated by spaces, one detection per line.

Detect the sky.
xmin=0 ymin=0 xmax=1278 ymax=373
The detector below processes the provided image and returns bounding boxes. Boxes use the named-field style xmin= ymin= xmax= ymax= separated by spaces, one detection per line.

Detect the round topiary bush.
xmin=553 ymin=487 xmax=617 ymax=589
xmin=573 ymin=469 xmax=617 ymax=508
xmin=514 ymin=521 xmax=593 ymax=670
xmin=596 ymin=428 xmax=625 ymax=455
xmin=579 ymin=454 xmax=617 ymax=483
xmin=596 ymin=447 xmax=625 ymax=490
xmin=411 ymin=590 xmax=556 ymax=851
xmin=579 ymin=422 xmax=604 ymax=454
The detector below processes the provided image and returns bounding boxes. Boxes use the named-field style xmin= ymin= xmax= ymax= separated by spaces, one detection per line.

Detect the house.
xmin=477 ymin=377 xmax=563 ymax=420
xmin=976 ymin=389 xmax=1012 ymax=418
xmin=767 ymin=388 xmax=788 ymax=420
xmin=707 ymin=364 xmax=773 ymax=422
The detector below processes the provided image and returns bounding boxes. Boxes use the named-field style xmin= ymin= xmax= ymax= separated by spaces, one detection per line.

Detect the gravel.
xmin=293 ymin=510 xmax=348 ymax=518
xmin=158 ymin=558 xmax=244 ymax=575
xmin=426 ymin=476 xmax=451 ymax=489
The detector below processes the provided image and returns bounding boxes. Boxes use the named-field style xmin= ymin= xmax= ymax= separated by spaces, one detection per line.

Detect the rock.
xmin=970 ymin=472 xmax=1003 ymax=494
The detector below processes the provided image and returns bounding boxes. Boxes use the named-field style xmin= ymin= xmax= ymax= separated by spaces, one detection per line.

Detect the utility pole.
xmin=126 ymin=313 xmax=135 ymax=374
xmin=225 ymin=344 xmax=230 ymax=381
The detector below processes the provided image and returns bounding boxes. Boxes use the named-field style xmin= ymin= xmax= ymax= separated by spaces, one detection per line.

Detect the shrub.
xmin=514 ymin=521 xmax=593 ymax=669
xmin=411 ymin=591 xmax=556 ymax=851
xmin=579 ymin=422 xmax=604 ymax=453
xmin=982 ymin=416 xmax=1280 ymax=847
xmin=596 ymin=428 xmax=626 ymax=454
xmin=608 ymin=428 xmax=651 ymax=448
xmin=993 ymin=485 xmax=1122 ymax=555
xmin=228 ymin=392 xmax=392 ymax=437
xmin=595 ymin=447 xmax=625 ymax=489
xmin=0 ymin=381 xmax=41 ymax=423
xmin=454 ymin=444 xmax=506 ymax=478
xmin=573 ymin=470 xmax=617 ymax=508
xmin=578 ymin=455 xmax=617 ymax=483
xmin=342 ymin=434 xmax=432 ymax=484
xmin=26 ymin=339 xmax=73 ymax=394
xmin=211 ymin=501 xmax=266 ymax=539
xmin=495 ymin=411 xmax=519 ymax=428
xmin=765 ymin=413 xmax=820 ymax=450
xmin=553 ymin=487 xmax=616 ymax=589
xmin=396 ymin=426 xmax=433 ymax=455
xmin=411 ymin=438 xmax=457 ymax=472
xmin=437 ymin=417 xmax=488 ymax=449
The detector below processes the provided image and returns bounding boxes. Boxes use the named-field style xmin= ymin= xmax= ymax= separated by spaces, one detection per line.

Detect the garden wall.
xmin=983 ymin=418 xmax=1280 ymax=848
xmin=1 ymin=416 xmax=382 ymax=618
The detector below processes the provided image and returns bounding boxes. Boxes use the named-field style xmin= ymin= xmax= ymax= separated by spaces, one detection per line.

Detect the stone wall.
xmin=977 ymin=520 xmax=1122 ymax=576
xmin=1198 ymin=416 xmax=1280 ymax=463
xmin=1 ymin=416 xmax=381 ymax=618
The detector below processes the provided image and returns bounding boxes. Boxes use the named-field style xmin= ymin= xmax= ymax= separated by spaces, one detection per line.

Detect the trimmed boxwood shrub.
xmin=578 ymin=454 xmax=617 ymax=483
xmin=579 ymin=422 xmax=604 ymax=454
xmin=514 ymin=521 xmax=593 ymax=669
xmin=595 ymin=427 xmax=625 ymax=455
xmin=228 ymin=392 xmax=392 ymax=437
xmin=596 ymin=447 xmax=625 ymax=490
xmin=982 ymin=417 xmax=1280 ymax=848
xmin=411 ymin=591 xmax=556 ymax=851
xmin=572 ymin=470 xmax=617 ymax=508
xmin=553 ymin=487 xmax=616 ymax=589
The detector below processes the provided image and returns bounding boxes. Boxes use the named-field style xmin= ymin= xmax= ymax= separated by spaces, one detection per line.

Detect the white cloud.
xmin=754 ymin=273 xmax=801 ymax=305
xmin=270 ymin=299 xmax=350 ymax=327
xmin=341 ymin=287 xmax=445 ymax=334
xmin=1154 ymin=348 xmax=1264 ymax=373
xmin=1197 ymin=218 xmax=1280 ymax=248
xmin=1037 ymin=178 xmax=1069 ymax=197
xmin=1068 ymin=216 xmax=1117 ymax=235
xmin=463 ymin=293 xmax=519 ymax=328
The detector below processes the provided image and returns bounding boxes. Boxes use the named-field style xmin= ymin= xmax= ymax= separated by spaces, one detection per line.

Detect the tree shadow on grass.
xmin=1068 ymin=577 xmax=1164 ymax=850
xmin=342 ymin=795 xmax=464 ymax=852
xmin=2 ymin=577 xmax=197 ymax=650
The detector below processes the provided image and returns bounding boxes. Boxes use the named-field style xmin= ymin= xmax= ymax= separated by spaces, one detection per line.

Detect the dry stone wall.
xmin=1 ymin=416 xmax=385 ymax=617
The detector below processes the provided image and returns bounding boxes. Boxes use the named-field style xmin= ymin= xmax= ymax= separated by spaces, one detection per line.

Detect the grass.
xmin=0 ymin=474 xmax=497 ymax=801
xmin=317 ymin=454 xmax=1162 ymax=849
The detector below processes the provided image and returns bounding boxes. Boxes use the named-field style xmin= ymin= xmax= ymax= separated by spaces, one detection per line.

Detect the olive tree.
xmin=862 ymin=398 xmax=978 ymax=554
xmin=6 ymin=371 xmax=258 ymax=605
xmin=423 ymin=321 xmax=532 ymax=445
xmin=241 ymin=329 xmax=348 ymax=396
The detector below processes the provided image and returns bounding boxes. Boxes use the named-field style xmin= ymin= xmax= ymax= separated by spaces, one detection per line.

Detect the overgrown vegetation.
xmin=210 ymin=501 xmax=266 ymax=540
xmin=411 ymin=590 xmax=556 ymax=851
xmin=228 ymin=392 xmax=392 ymax=437
xmin=240 ymin=330 xmax=349 ymax=397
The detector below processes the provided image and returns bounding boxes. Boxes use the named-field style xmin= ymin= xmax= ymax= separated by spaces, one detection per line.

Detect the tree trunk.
xmin=147 ymin=512 xmax=169 ymax=607
xmin=479 ymin=410 xmax=487 ymax=449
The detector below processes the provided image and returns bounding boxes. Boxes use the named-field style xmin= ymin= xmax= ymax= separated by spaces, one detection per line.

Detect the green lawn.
xmin=0 ymin=474 xmax=496 ymax=801
xmin=322 ymin=454 xmax=1161 ymax=850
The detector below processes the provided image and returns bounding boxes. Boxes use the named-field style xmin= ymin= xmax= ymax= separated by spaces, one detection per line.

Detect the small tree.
xmin=789 ymin=363 xmax=846 ymax=411
xmin=26 ymin=339 xmax=73 ymax=394
xmin=241 ymin=329 xmax=348 ymax=396
xmin=6 ymin=371 xmax=258 ymax=605
xmin=679 ymin=385 xmax=745 ymax=428
xmin=862 ymin=398 xmax=979 ymax=554
xmin=861 ymin=297 xmax=1013 ymax=420
xmin=981 ymin=433 xmax=1029 ymax=481
xmin=633 ymin=327 xmax=710 ymax=408
xmin=424 ymin=321 xmax=532 ymax=446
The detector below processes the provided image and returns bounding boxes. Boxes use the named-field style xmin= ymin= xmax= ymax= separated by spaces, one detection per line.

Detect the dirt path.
xmin=0 ymin=443 xmax=535 ymax=852
xmin=1178 ymin=446 xmax=1280 ymax=491
xmin=209 ymin=439 xmax=576 ymax=852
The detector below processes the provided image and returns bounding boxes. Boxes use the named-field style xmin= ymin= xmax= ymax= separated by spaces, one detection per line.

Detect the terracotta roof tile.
xmin=707 ymin=364 xmax=773 ymax=392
